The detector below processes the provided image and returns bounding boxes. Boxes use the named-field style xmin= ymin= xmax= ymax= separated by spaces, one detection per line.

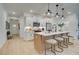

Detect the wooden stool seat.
xmin=55 ymin=37 xmax=64 ymax=41
xmin=62 ymin=36 xmax=68 ymax=38
xmin=46 ymin=39 xmax=57 ymax=44
xmin=55 ymin=37 xmax=64 ymax=51
xmin=45 ymin=39 xmax=58 ymax=55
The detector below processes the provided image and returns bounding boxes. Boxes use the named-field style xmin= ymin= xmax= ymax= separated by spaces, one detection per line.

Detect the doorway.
xmin=10 ymin=19 xmax=20 ymax=38
xmin=6 ymin=19 xmax=20 ymax=39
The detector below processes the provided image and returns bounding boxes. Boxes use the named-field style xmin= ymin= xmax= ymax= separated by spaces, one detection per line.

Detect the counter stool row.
xmin=45 ymin=35 xmax=73 ymax=55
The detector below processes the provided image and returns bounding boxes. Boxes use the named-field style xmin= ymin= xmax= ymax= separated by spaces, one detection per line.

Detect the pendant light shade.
xmin=55 ymin=4 xmax=60 ymax=18
xmin=45 ymin=3 xmax=52 ymax=17
xmin=61 ymin=8 xmax=65 ymax=19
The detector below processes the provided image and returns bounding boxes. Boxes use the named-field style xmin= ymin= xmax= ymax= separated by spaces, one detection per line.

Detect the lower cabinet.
xmin=34 ymin=34 xmax=45 ymax=53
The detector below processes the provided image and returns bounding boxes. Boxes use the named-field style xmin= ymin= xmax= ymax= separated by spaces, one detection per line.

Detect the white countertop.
xmin=35 ymin=31 xmax=69 ymax=36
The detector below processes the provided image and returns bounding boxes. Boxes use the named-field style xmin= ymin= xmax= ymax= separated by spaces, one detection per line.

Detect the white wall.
xmin=0 ymin=4 xmax=7 ymax=48
xmin=63 ymin=14 xmax=78 ymax=39
xmin=20 ymin=13 xmax=78 ymax=40
xmin=19 ymin=17 xmax=25 ymax=39
xmin=19 ymin=15 xmax=34 ymax=40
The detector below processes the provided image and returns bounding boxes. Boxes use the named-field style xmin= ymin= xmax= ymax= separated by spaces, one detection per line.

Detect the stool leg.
xmin=55 ymin=39 xmax=64 ymax=52
xmin=57 ymin=41 xmax=63 ymax=52
xmin=59 ymin=41 xmax=66 ymax=48
xmin=53 ymin=44 xmax=56 ymax=55
xmin=63 ymin=38 xmax=68 ymax=48
xmin=51 ymin=44 xmax=56 ymax=55
xmin=54 ymin=42 xmax=63 ymax=53
xmin=67 ymin=37 xmax=73 ymax=45
xmin=51 ymin=44 xmax=52 ymax=51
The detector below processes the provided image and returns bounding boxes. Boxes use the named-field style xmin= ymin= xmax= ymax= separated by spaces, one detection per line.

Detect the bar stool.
xmin=61 ymin=36 xmax=69 ymax=48
xmin=55 ymin=37 xmax=64 ymax=52
xmin=62 ymin=35 xmax=73 ymax=45
xmin=45 ymin=39 xmax=58 ymax=55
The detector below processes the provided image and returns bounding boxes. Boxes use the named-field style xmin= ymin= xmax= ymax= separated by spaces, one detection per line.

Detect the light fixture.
xmin=55 ymin=4 xmax=60 ymax=18
xmin=56 ymin=13 xmax=59 ymax=18
xmin=12 ymin=11 xmax=16 ymax=15
xmin=67 ymin=11 xmax=71 ymax=14
xmin=43 ymin=3 xmax=69 ymax=19
xmin=13 ymin=24 xmax=16 ymax=27
xmin=30 ymin=10 xmax=33 ymax=13
xmin=61 ymin=8 xmax=65 ymax=19
xmin=55 ymin=4 xmax=66 ymax=19
xmin=45 ymin=3 xmax=52 ymax=17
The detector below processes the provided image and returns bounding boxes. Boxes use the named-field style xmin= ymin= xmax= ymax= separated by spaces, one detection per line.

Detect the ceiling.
xmin=2 ymin=3 xmax=79 ymax=17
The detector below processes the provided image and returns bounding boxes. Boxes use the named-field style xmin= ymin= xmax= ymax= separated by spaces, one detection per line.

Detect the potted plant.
xmin=58 ymin=23 xmax=64 ymax=31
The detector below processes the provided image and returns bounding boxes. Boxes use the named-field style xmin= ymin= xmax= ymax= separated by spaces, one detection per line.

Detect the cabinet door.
xmin=34 ymin=34 xmax=44 ymax=53
xmin=34 ymin=34 xmax=38 ymax=50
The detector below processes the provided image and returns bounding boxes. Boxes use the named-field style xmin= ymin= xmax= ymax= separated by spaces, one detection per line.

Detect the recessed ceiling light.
xmin=30 ymin=10 xmax=33 ymax=13
xmin=13 ymin=24 xmax=16 ymax=27
xmin=12 ymin=11 xmax=16 ymax=15
xmin=67 ymin=11 xmax=71 ymax=14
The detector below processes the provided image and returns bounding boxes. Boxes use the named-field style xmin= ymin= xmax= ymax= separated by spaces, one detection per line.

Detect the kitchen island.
xmin=34 ymin=31 xmax=69 ymax=54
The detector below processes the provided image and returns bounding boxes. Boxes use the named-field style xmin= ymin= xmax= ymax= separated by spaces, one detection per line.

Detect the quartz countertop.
xmin=35 ymin=31 xmax=69 ymax=36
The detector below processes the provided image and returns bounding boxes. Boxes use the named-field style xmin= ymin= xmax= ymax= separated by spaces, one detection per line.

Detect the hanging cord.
xmin=48 ymin=3 xmax=49 ymax=10
xmin=47 ymin=3 xmax=52 ymax=13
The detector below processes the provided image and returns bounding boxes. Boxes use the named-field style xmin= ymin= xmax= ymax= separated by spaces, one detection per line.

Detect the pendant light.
xmin=45 ymin=3 xmax=52 ymax=17
xmin=55 ymin=4 xmax=60 ymax=18
xmin=61 ymin=7 xmax=64 ymax=19
xmin=43 ymin=3 xmax=67 ymax=19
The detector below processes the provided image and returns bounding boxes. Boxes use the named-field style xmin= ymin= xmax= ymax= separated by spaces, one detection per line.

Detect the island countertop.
xmin=34 ymin=31 xmax=69 ymax=36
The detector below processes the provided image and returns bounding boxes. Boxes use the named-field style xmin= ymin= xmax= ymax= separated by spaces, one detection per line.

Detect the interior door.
xmin=10 ymin=19 xmax=19 ymax=35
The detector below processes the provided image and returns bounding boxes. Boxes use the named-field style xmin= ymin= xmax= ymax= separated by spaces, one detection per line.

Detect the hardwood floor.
xmin=0 ymin=36 xmax=38 ymax=55
xmin=0 ymin=35 xmax=79 ymax=55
